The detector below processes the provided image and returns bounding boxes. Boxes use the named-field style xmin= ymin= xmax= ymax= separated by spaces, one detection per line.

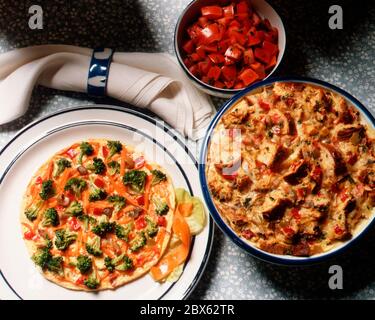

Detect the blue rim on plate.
xmin=199 ymin=76 xmax=375 ymax=265
xmin=0 ymin=105 xmax=214 ymax=299
xmin=174 ymin=0 xmax=287 ymax=97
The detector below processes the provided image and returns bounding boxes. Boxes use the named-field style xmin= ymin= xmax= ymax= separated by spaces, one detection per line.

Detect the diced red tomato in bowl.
xmin=179 ymin=0 xmax=280 ymax=91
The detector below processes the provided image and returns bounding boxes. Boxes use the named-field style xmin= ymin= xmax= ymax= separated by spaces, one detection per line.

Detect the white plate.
xmin=0 ymin=105 xmax=214 ymax=300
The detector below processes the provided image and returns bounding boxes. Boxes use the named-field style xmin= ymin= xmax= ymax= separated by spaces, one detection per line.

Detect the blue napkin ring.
xmin=87 ymin=48 xmax=114 ymax=97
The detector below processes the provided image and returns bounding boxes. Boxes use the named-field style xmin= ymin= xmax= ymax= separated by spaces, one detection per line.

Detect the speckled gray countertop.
xmin=0 ymin=0 xmax=374 ymax=300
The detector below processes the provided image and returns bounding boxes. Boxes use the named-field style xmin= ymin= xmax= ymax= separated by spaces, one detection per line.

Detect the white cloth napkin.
xmin=0 ymin=45 xmax=215 ymax=140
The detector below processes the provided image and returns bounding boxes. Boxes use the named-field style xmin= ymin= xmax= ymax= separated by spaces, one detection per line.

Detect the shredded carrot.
xmin=150 ymin=209 xmax=191 ymax=281
xmin=58 ymin=143 xmax=79 ymax=155
xmin=21 ymin=222 xmax=33 ymax=233
xmin=82 ymin=190 xmax=90 ymax=212
xmin=57 ymin=168 xmax=73 ymax=193
xmin=112 ymin=181 xmax=139 ymax=207
xmin=143 ymin=175 xmax=152 ymax=211
xmin=43 ymin=161 xmax=54 ymax=180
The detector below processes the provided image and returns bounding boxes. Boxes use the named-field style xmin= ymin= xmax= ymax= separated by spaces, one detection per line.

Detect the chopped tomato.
xmin=221 ymin=65 xmax=237 ymax=81
xmin=223 ymin=4 xmax=235 ymax=17
xmin=259 ymin=100 xmax=270 ymax=112
xmin=135 ymin=216 xmax=147 ymax=230
xmin=56 ymin=205 xmax=65 ymax=212
xmin=24 ymin=230 xmax=35 ymax=240
xmin=157 ymin=216 xmax=167 ymax=227
xmin=238 ymin=68 xmax=258 ymax=86
xmin=208 ymin=53 xmax=225 ymax=64
xmin=243 ymin=49 xmax=255 ymax=65
xmin=340 ymin=191 xmax=349 ymax=202
xmin=201 ymin=6 xmax=223 ymax=20
xmin=65 ymin=192 xmax=76 ymax=202
xmin=198 ymin=16 xmax=209 ymax=28
xmin=134 ymin=156 xmax=145 ymax=169
xmin=182 ymin=39 xmax=195 ymax=54
xmin=207 ymin=65 xmax=221 ymax=80
xmin=225 ymin=45 xmax=243 ymax=61
xmin=237 ymin=1 xmax=250 ymax=14
xmin=93 ymin=207 xmax=104 ymax=216
xmin=94 ymin=178 xmax=105 ymax=189
xmin=68 ymin=217 xmax=81 ymax=231
xmin=263 ymin=40 xmax=278 ymax=56
xmin=201 ymin=24 xmax=222 ymax=44
xmin=254 ymin=47 xmax=272 ymax=64
xmin=248 ymin=35 xmax=261 ymax=47
xmin=35 ymin=176 xmax=43 ymax=185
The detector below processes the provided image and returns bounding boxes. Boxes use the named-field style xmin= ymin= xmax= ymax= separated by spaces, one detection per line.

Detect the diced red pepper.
xmin=283 ymin=226 xmax=295 ymax=237
xmin=242 ymin=229 xmax=254 ymax=240
xmin=68 ymin=217 xmax=81 ymax=231
xmin=66 ymin=148 xmax=77 ymax=159
xmin=334 ymin=225 xmax=344 ymax=235
xmin=75 ymin=275 xmax=87 ymax=285
xmin=157 ymin=216 xmax=167 ymax=227
xmin=102 ymin=146 xmax=109 ymax=158
xmin=135 ymin=216 xmax=147 ymax=230
xmin=291 ymin=208 xmax=301 ymax=220
xmin=35 ymin=176 xmax=43 ymax=185
xmin=238 ymin=68 xmax=258 ymax=86
xmin=134 ymin=156 xmax=145 ymax=169
xmin=24 ymin=230 xmax=35 ymax=240
xmin=94 ymin=178 xmax=105 ymax=189
xmin=201 ymin=6 xmax=223 ymax=19
xmin=137 ymin=195 xmax=145 ymax=206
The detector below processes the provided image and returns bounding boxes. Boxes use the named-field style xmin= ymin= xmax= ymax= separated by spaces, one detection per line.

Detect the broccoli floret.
xmin=145 ymin=217 xmax=158 ymax=238
xmin=115 ymin=255 xmax=133 ymax=271
xmin=130 ymin=231 xmax=146 ymax=252
xmin=86 ymin=157 xmax=106 ymax=175
xmin=108 ymin=161 xmax=120 ymax=175
xmin=108 ymin=195 xmax=126 ymax=214
xmin=107 ymin=140 xmax=123 ymax=159
xmin=151 ymin=169 xmax=167 ymax=185
xmin=46 ymin=256 xmax=63 ymax=274
xmin=123 ymin=170 xmax=147 ymax=193
xmin=24 ymin=200 xmax=43 ymax=221
xmin=32 ymin=248 xmax=63 ymax=274
xmin=32 ymin=247 xmax=51 ymax=269
xmin=92 ymin=221 xmax=115 ymax=237
xmin=89 ymin=187 xmax=107 ymax=202
xmin=78 ymin=214 xmax=97 ymax=230
xmin=84 ymin=274 xmax=99 ymax=289
xmin=86 ymin=235 xmax=102 ymax=256
xmin=153 ymin=196 xmax=169 ymax=215
xmin=53 ymin=158 xmax=71 ymax=178
xmin=54 ymin=229 xmax=77 ymax=251
xmin=115 ymin=223 xmax=132 ymax=242
xmin=104 ymin=257 xmax=115 ymax=272
xmin=78 ymin=142 xmax=94 ymax=164
xmin=76 ymin=255 xmax=92 ymax=274
xmin=64 ymin=178 xmax=87 ymax=198
xmin=42 ymin=208 xmax=59 ymax=227
xmin=65 ymin=201 xmax=83 ymax=217
xmin=39 ymin=179 xmax=55 ymax=200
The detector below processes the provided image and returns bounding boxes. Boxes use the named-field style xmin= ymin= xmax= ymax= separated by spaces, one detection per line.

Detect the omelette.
xmin=20 ymin=139 xmax=175 ymax=290
xmin=207 ymin=82 xmax=375 ymax=256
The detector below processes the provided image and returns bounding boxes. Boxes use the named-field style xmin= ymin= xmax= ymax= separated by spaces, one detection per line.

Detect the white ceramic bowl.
xmin=174 ymin=0 xmax=286 ymax=98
